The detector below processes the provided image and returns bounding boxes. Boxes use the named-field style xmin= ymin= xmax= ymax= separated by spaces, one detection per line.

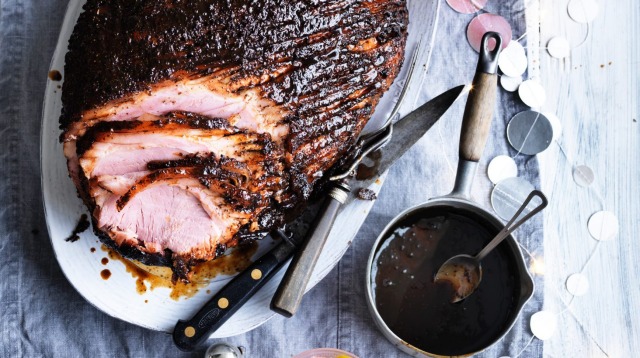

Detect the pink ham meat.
xmin=60 ymin=0 xmax=408 ymax=281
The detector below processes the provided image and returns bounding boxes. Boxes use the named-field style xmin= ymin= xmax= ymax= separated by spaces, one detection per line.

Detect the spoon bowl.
xmin=434 ymin=254 xmax=482 ymax=303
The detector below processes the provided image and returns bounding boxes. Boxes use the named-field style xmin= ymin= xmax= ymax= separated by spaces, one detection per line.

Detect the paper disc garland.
xmin=547 ymin=37 xmax=571 ymax=59
xmin=567 ymin=0 xmax=599 ymax=23
xmin=467 ymin=14 xmax=512 ymax=52
xmin=587 ymin=211 xmax=619 ymax=241
xmin=543 ymin=112 xmax=563 ymax=141
xmin=507 ymin=111 xmax=553 ymax=155
xmin=566 ymin=273 xmax=590 ymax=296
xmin=572 ymin=165 xmax=594 ymax=187
xmin=446 ymin=0 xmax=488 ymax=14
xmin=518 ymin=80 xmax=547 ymax=108
xmin=530 ymin=311 xmax=557 ymax=340
xmin=452 ymin=1 xmax=617 ymax=352
xmin=501 ymin=75 xmax=523 ymax=92
xmin=491 ymin=177 xmax=536 ymax=220
xmin=488 ymin=155 xmax=518 ymax=184
xmin=498 ymin=41 xmax=528 ymax=77
xmin=454 ymin=7 xmax=612 ymax=352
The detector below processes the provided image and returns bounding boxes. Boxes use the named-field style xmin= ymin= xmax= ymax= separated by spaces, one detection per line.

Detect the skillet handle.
xmin=271 ymin=182 xmax=350 ymax=317
xmin=459 ymin=32 xmax=502 ymax=162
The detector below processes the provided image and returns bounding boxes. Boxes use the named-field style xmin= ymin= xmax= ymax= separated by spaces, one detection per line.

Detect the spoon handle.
xmin=476 ymin=190 xmax=548 ymax=261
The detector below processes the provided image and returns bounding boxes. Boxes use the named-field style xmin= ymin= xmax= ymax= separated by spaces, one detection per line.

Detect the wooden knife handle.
xmin=270 ymin=185 xmax=348 ymax=317
xmin=459 ymin=32 xmax=502 ymax=162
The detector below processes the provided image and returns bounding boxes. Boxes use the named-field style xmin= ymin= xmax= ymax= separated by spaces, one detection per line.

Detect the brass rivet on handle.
xmin=251 ymin=269 xmax=263 ymax=280
xmin=218 ymin=297 xmax=229 ymax=309
xmin=184 ymin=326 xmax=195 ymax=338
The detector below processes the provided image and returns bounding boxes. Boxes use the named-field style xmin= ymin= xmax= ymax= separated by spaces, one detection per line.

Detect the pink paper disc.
xmin=446 ymin=0 xmax=488 ymax=14
xmin=467 ymin=14 xmax=513 ymax=52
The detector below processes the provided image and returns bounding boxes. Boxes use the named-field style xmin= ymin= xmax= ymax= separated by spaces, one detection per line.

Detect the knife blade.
xmin=172 ymin=85 xmax=465 ymax=350
xmin=347 ymin=84 xmax=467 ymax=204
xmin=270 ymin=84 xmax=466 ymax=317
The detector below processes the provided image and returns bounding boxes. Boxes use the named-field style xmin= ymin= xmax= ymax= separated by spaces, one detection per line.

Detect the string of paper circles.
xmin=444 ymin=0 xmax=615 ymax=356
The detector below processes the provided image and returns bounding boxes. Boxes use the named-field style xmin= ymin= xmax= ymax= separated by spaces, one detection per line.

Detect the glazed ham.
xmin=60 ymin=0 xmax=408 ymax=281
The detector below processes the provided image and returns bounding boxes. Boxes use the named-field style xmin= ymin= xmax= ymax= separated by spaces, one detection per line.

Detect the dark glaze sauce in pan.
xmin=372 ymin=206 xmax=520 ymax=356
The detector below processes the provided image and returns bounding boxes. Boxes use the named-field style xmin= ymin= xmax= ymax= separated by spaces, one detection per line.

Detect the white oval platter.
xmin=41 ymin=0 xmax=436 ymax=337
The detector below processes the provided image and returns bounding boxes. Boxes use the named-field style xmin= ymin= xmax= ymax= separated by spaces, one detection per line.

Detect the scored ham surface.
xmin=60 ymin=0 xmax=408 ymax=281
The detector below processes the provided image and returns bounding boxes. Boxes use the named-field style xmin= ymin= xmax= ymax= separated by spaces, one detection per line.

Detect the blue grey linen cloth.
xmin=0 ymin=1 xmax=542 ymax=357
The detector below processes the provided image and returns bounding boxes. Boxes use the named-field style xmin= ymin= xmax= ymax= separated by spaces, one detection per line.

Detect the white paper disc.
xmin=530 ymin=311 xmax=557 ymax=340
xmin=491 ymin=177 xmax=536 ymax=221
xmin=488 ymin=155 xmax=518 ymax=184
xmin=588 ymin=211 xmax=619 ymax=241
xmin=572 ymin=165 xmax=594 ymax=187
xmin=568 ymin=0 xmax=599 ymax=23
xmin=499 ymin=41 xmax=528 ymax=77
xmin=501 ymin=75 xmax=523 ymax=92
xmin=547 ymin=36 xmax=571 ymax=59
xmin=543 ymin=111 xmax=562 ymax=141
xmin=518 ymin=80 xmax=547 ymax=108
xmin=566 ymin=273 xmax=590 ymax=296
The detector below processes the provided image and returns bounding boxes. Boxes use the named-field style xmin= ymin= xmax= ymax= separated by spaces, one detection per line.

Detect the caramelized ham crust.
xmin=61 ymin=0 xmax=408 ymax=281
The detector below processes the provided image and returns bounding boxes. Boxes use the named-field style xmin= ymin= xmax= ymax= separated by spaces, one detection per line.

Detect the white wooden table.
xmin=536 ymin=0 xmax=639 ymax=355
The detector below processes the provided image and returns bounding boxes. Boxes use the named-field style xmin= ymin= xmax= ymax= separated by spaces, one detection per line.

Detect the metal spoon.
xmin=434 ymin=190 xmax=548 ymax=303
